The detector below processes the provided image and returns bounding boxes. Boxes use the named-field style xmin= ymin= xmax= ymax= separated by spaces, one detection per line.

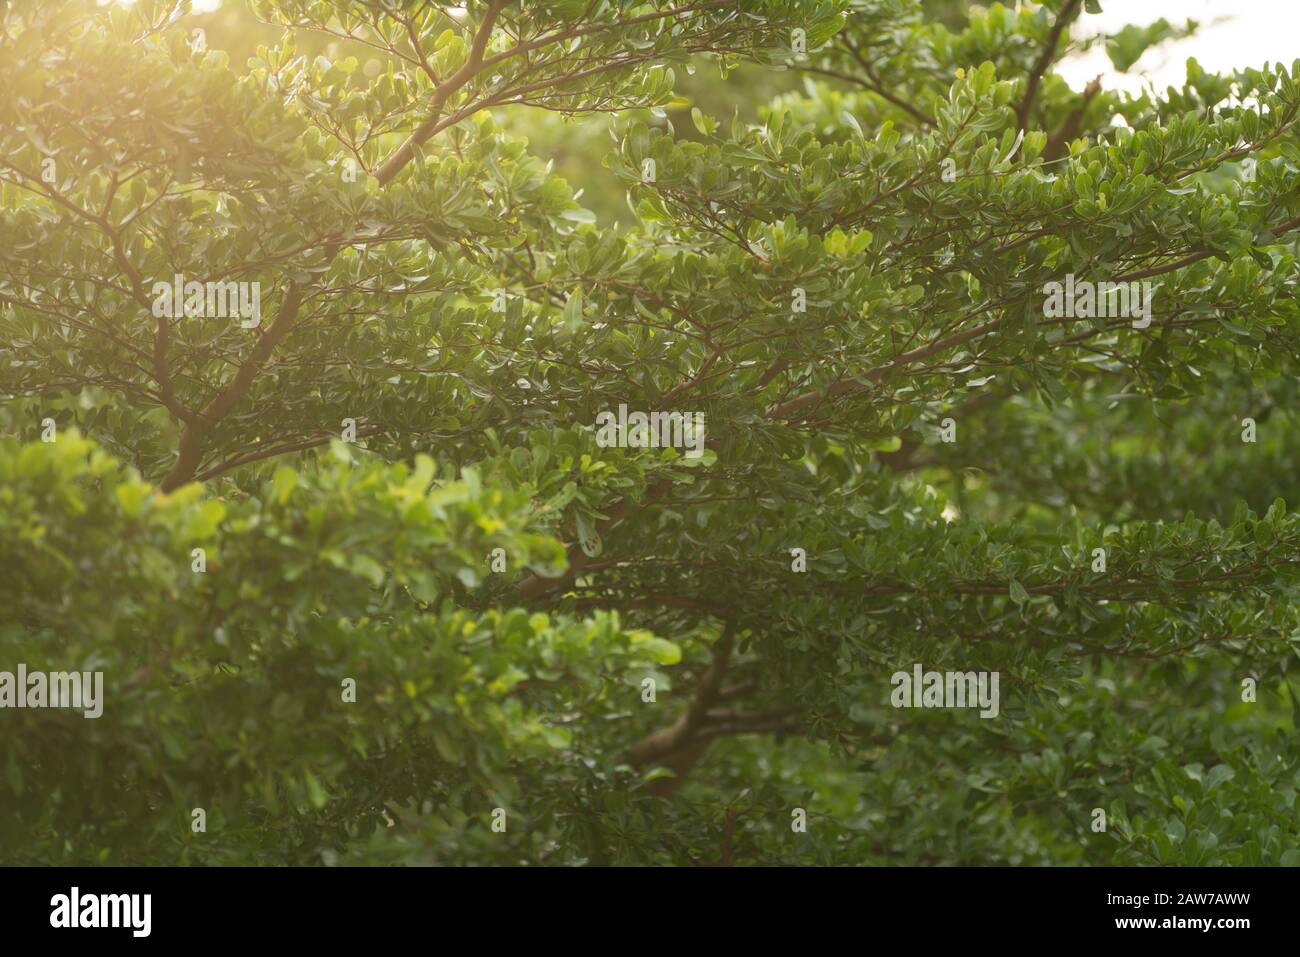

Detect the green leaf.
xmin=271 ymin=466 xmax=297 ymax=504
xmin=1009 ymin=579 xmax=1030 ymax=606
xmin=303 ymin=770 xmax=328 ymax=809
xmin=690 ymin=106 xmax=717 ymax=135
xmin=631 ymin=634 xmax=682 ymax=665
xmin=1203 ymin=764 xmax=1235 ymax=792
xmin=575 ymin=509 xmax=602 ymax=557
xmin=114 ymin=480 xmax=149 ymax=517
xmin=563 ymin=288 xmax=585 ymax=331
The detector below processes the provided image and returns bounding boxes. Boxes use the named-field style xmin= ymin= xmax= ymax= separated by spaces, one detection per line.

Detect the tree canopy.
xmin=3 ymin=0 xmax=1300 ymax=865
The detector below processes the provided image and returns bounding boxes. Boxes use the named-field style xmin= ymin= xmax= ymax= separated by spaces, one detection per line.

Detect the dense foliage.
xmin=2 ymin=0 xmax=1299 ymax=865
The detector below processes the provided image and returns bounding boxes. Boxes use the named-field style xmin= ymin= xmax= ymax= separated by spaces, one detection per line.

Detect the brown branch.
xmin=1016 ymin=0 xmax=1083 ymax=131
xmin=716 ymin=680 xmax=758 ymax=702
xmin=1043 ymin=74 xmax=1101 ymax=161
xmin=1114 ymin=214 xmax=1300 ymax=281
xmin=374 ymin=1 xmax=745 ymax=184
xmin=818 ymin=36 xmax=936 ymax=127
xmin=2 ymin=159 xmax=202 ymax=426
xmin=618 ymin=642 xmax=799 ymax=796
xmin=517 ymin=478 xmax=674 ymax=601
xmin=696 ymin=720 xmax=799 ymax=740
xmin=719 ymin=806 xmax=737 ymax=866
xmin=766 ymin=208 xmax=1300 ymax=425
xmin=477 ymin=1 xmax=730 ymax=74
xmin=624 ymin=619 xmax=738 ymax=789
xmin=701 ymin=706 xmax=800 ymax=726
xmin=160 ymin=282 xmax=307 ymax=491
xmin=796 ymin=64 xmax=935 ymax=126
xmin=374 ymin=1 xmax=506 ymax=185
xmin=191 ymin=424 xmax=387 ymax=484
xmin=766 ymin=315 xmax=1002 ymax=421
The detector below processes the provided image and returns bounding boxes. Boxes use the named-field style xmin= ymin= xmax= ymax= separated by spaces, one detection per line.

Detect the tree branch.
xmin=624 ymin=619 xmax=737 ymax=769
xmin=374 ymin=1 xmax=507 ymax=185
xmin=1016 ymin=0 xmax=1083 ymax=131
xmin=517 ymin=478 xmax=674 ymax=602
xmin=160 ymin=281 xmax=307 ymax=491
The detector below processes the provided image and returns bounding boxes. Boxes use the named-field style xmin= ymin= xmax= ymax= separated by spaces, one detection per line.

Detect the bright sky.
xmin=1058 ymin=0 xmax=1300 ymax=94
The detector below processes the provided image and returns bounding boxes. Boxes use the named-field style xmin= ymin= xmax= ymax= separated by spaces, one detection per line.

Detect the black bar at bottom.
xmin=0 ymin=866 xmax=1281 ymax=943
